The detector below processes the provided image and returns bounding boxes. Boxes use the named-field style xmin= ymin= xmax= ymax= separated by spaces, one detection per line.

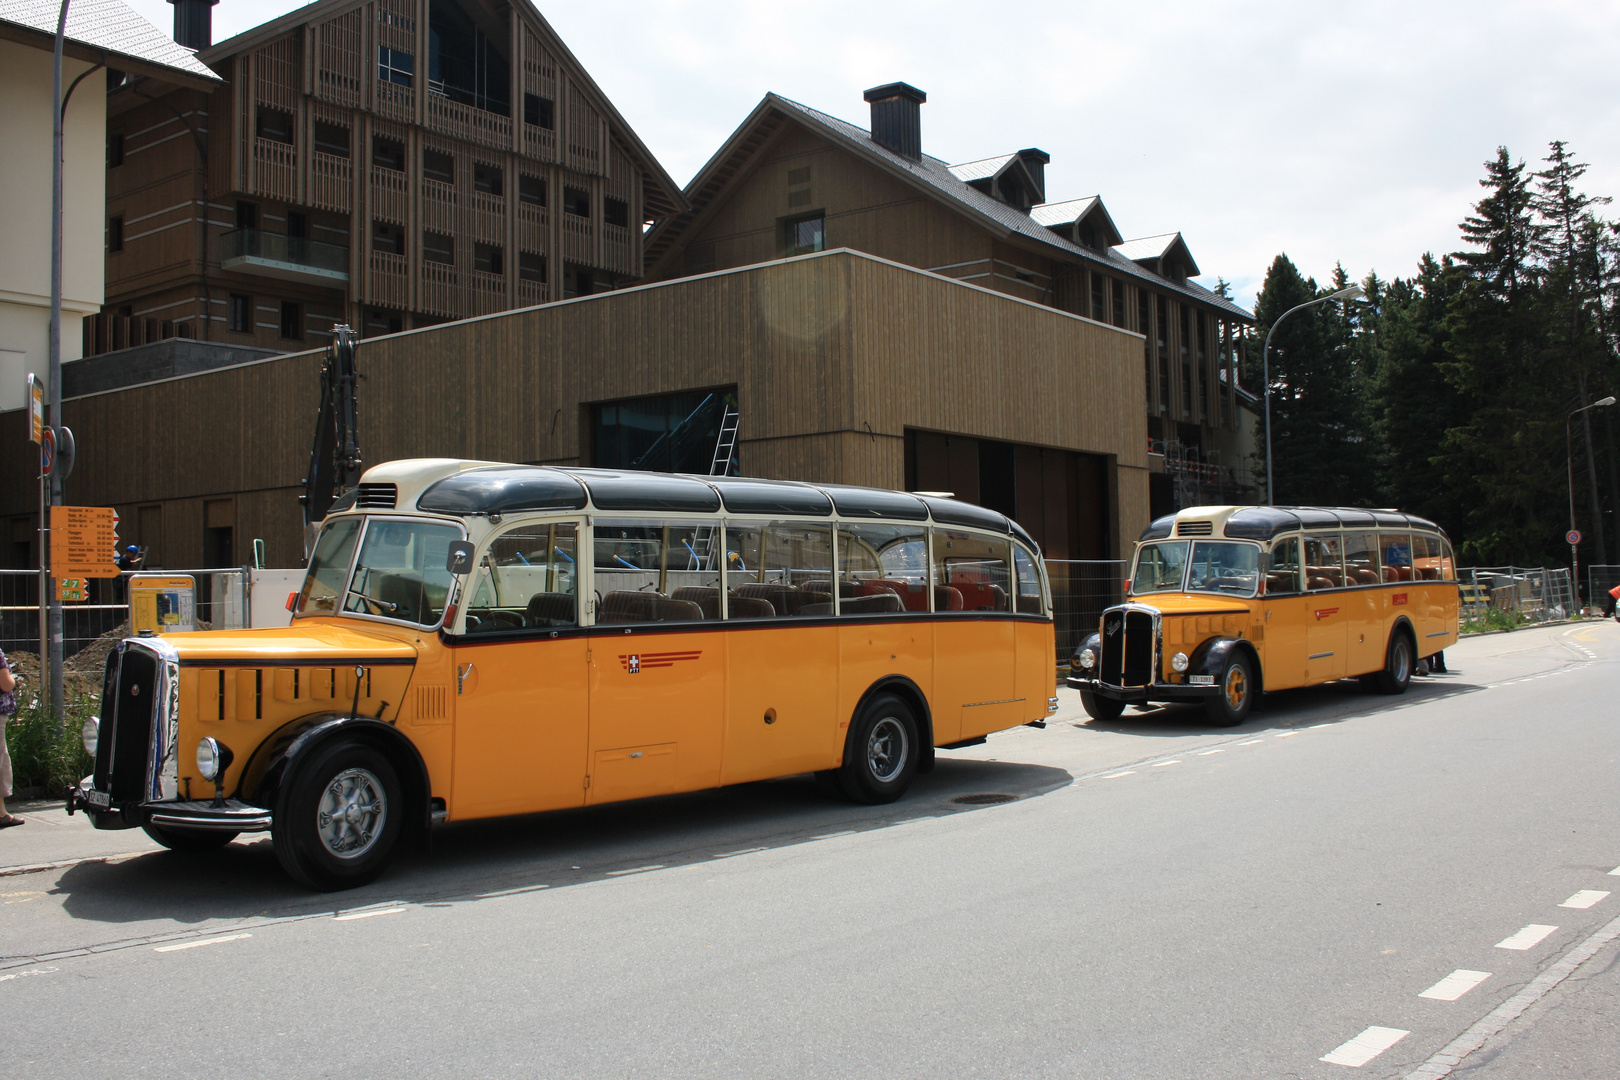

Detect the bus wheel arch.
xmin=852 ymin=676 xmax=934 ymax=772
xmin=830 ymin=681 xmax=928 ymax=804
xmin=1366 ymin=620 xmax=1416 ymax=695
xmin=1191 ymin=637 xmax=1260 ymax=727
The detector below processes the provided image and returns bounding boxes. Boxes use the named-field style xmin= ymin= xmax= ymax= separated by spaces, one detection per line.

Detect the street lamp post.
xmin=1568 ymin=395 xmax=1616 ymax=611
xmin=1262 ymin=284 xmax=1367 ymax=506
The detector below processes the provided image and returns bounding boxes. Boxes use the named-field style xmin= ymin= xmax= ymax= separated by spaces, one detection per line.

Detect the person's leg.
xmin=0 ymin=723 xmax=12 ymax=821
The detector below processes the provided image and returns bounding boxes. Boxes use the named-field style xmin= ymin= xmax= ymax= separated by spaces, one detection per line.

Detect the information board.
xmin=49 ymin=506 xmax=121 ymax=578
xmin=130 ymin=575 xmax=196 ymax=634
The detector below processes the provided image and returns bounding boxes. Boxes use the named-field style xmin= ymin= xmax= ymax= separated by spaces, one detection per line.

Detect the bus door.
xmin=450 ymin=521 xmax=591 ymax=819
xmin=933 ymin=530 xmax=1018 ymax=742
xmin=586 ymin=520 xmax=726 ymax=804
xmin=1260 ymin=537 xmax=1308 ymax=688
xmin=1303 ymin=533 xmax=1348 ymax=682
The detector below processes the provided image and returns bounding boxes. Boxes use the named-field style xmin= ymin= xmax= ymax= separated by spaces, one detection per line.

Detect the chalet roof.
xmin=948 ymin=154 xmax=1017 ymax=183
xmin=650 ymin=91 xmax=1249 ymax=321
xmin=1030 ymin=196 xmax=1125 ymax=248
xmin=201 ymin=0 xmax=686 ymax=217
xmin=1114 ymin=232 xmax=1200 ymax=279
xmin=0 ymin=0 xmax=221 ymax=87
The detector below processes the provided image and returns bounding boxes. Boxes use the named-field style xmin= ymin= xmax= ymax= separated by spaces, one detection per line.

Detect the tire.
xmin=142 ymin=823 xmax=238 ymax=852
xmin=1370 ymin=630 xmax=1415 ymax=695
xmin=1080 ymin=690 xmax=1125 ymax=723
xmin=835 ymin=693 xmax=920 ymax=805
xmin=272 ymin=740 xmax=403 ymax=891
xmin=1203 ymin=651 xmax=1255 ymax=728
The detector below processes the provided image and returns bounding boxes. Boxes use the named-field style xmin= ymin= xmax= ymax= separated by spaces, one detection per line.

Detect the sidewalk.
xmin=0 ymin=798 xmax=162 ymax=875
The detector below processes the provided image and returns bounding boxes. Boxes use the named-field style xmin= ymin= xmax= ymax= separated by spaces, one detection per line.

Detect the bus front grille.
xmin=94 ymin=644 xmax=159 ymax=804
xmin=1099 ymin=608 xmax=1156 ymax=688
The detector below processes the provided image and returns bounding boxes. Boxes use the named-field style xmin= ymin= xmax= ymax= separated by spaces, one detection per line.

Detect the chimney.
xmin=863 ymin=82 xmax=926 ymax=160
xmin=168 ymin=0 xmax=219 ymax=50
xmin=1017 ymin=148 xmax=1050 ymax=203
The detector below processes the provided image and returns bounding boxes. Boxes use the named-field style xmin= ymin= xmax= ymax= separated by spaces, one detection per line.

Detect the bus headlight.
xmin=81 ymin=716 xmax=99 ymax=756
xmin=1077 ymin=647 xmax=1096 ymax=670
xmin=1171 ymin=652 xmax=1190 ymax=673
xmin=196 ymin=737 xmax=234 ymax=782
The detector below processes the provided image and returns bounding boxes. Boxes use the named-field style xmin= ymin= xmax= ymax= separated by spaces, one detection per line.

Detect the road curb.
xmin=0 ymin=851 xmax=150 ymax=878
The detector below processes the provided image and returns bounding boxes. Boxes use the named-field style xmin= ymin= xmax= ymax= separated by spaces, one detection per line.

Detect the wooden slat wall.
xmin=1 ymin=250 xmax=1149 ymax=568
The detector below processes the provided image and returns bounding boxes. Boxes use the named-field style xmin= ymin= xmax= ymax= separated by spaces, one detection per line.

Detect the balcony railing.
xmin=220 ymin=228 xmax=350 ymax=285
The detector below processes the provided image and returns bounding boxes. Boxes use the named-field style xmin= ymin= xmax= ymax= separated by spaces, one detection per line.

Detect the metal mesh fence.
xmin=1588 ymin=565 xmax=1620 ymax=616
xmin=1046 ymin=560 xmax=1127 ymax=664
xmin=1455 ymin=566 xmax=1575 ymax=623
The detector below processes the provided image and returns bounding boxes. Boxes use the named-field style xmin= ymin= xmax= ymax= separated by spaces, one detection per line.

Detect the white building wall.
xmin=0 ymin=40 xmax=106 ymax=411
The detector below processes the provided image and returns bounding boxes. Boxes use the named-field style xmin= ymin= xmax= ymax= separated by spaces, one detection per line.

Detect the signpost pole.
xmin=47 ymin=0 xmax=70 ymax=723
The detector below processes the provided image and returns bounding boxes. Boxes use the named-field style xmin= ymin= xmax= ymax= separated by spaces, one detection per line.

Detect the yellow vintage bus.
xmin=1067 ymin=505 xmax=1459 ymax=727
xmin=68 ymin=459 xmax=1057 ymax=889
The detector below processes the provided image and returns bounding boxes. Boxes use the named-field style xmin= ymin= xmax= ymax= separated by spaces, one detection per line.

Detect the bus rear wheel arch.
xmin=830 ymin=692 xmax=921 ymax=805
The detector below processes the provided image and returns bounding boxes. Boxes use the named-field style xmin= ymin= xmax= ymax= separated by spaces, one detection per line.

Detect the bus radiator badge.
xmin=627 ymin=655 xmax=641 ymax=674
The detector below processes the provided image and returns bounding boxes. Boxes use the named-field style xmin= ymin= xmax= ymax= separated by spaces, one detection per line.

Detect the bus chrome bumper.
xmin=67 ymin=778 xmax=273 ymax=833
xmin=1066 ymin=675 xmax=1221 ymax=703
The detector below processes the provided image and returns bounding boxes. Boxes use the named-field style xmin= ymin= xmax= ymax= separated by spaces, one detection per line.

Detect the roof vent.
xmin=863 ymin=82 xmax=926 ymax=161
xmin=354 ymin=483 xmax=398 ymax=509
xmin=1175 ymin=520 xmax=1213 ymax=537
xmin=1016 ymin=148 xmax=1049 ymax=204
xmin=167 ymin=0 xmax=219 ymax=50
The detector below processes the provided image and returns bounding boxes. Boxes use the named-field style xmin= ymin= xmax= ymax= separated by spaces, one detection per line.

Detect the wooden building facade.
xmin=2 ymin=250 xmax=1147 ymax=574
xmin=90 ymin=0 xmax=684 ymax=356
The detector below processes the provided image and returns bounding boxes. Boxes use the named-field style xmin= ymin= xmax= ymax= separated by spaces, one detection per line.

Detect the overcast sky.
xmin=128 ymin=0 xmax=1620 ymax=309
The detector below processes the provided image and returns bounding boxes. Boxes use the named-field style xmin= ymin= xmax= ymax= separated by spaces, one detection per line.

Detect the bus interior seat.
xmin=373 ymin=572 xmax=426 ymax=621
xmin=840 ymin=592 xmax=905 ymax=614
xmin=935 ymin=586 xmax=964 ymax=610
xmin=525 ymin=591 xmax=577 ymax=626
xmin=598 ymin=591 xmax=704 ymax=623
xmin=725 ymin=595 xmax=776 ymax=618
xmin=1265 ymin=571 xmax=1296 ymax=593
xmin=1307 ymin=576 xmax=1335 ymax=591
xmin=672 ymin=586 xmax=721 ymax=619
xmin=1016 ymin=592 xmax=1041 ymax=613
xmin=734 ymin=582 xmax=802 ymax=615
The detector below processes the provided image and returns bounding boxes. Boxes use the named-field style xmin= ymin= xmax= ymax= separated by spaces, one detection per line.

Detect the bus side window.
xmin=1014 ymin=545 xmax=1044 ymax=614
xmin=1412 ymin=533 xmax=1441 ymax=581
xmin=592 ymin=519 xmax=719 ymax=623
xmin=1303 ymin=533 xmax=1344 ymax=591
xmin=836 ymin=523 xmax=928 ymax=615
xmin=1380 ymin=532 xmax=1413 ymax=583
xmin=1343 ymin=532 xmax=1380 ymax=586
xmin=464 ymin=522 xmax=578 ymax=633
xmin=1440 ymin=537 xmax=1456 ymax=581
xmin=933 ymin=529 xmax=1010 ymax=612
xmin=724 ymin=520 xmax=833 ymax=618
xmin=1266 ymin=537 xmax=1301 ymax=594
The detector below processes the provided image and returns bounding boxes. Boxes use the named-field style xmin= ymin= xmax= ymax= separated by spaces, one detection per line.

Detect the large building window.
xmin=1090 ymin=273 xmax=1106 ymax=321
xmin=780 ymin=211 xmax=824 ymax=256
xmin=256 ymin=106 xmax=294 ymax=144
xmin=423 ymin=149 xmax=455 ymax=184
xmin=473 ymin=162 xmax=503 ymax=195
xmin=518 ymin=173 xmax=546 ymax=206
xmin=1156 ymin=295 xmax=1170 ymax=415
xmin=378 ymin=46 xmax=414 ymax=87
xmin=423 ymin=231 xmax=454 ymax=264
xmin=280 ymin=301 xmax=303 ymax=341
xmin=592 ymin=389 xmax=740 ymax=475
xmin=373 ymin=136 xmax=405 ymax=171
xmin=473 ymin=243 xmax=504 ymax=275
xmin=604 ymin=197 xmax=629 ymax=228
xmin=1178 ymin=304 xmax=1192 ymax=418
xmin=372 ymin=221 xmax=405 ymax=255
xmin=563 ymin=186 xmax=591 ymax=217
xmin=107 ymin=214 xmax=123 ymax=253
xmin=523 ymin=93 xmax=554 ymax=129
xmin=228 ymin=294 xmax=251 ymax=333
xmin=1111 ymin=278 xmax=1127 ymax=328
xmin=518 ymin=251 xmax=545 ymax=283
xmin=427 ymin=0 xmax=510 ymax=115
xmin=313 ymin=122 xmax=350 ymax=158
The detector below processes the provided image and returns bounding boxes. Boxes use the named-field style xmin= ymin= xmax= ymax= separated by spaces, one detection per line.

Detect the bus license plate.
xmin=87 ymin=790 xmax=111 ymax=809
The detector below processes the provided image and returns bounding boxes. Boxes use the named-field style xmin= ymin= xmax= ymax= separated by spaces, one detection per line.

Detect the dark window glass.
xmin=473 ymin=162 xmax=503 ymax=195
xmin=377 ymin=46 xmax=414 ymax=87
xmin=108 ymin=132 xmax=124 ymax=168
xmin=933 ymin=529 xmax=1011 ymax=613
xmin=1091 ymin=274 xmax=1106 ymax=321
xmin=286 ymin=212 xmax=308 ymax=240
xmin=423 ymin=149 xmax=454 ymax=184
xmin=836 ymin=523 xmax=930 ymax=615
xmin=1266 ymin=537 xmax=1301 ymax=594
xmin=313 ymin=121 xmax=350 ymax=157
xmin=563 ymin=186 xmax=590 ymax=217
xmin=592 ymin=390 xmax=739 ymax=474
xmin=427 ymin=0 xmax=510 ymax=115
xmin=1156 ymin=295 xmax=1170 ymax=413
xmin=107 ymin=215 xmax=123 ymax=253
xmin=464 ymin=523 xmax=578 ymax=633
xmin=228 ymin=294 xmax=251 ymax=333
xmin=473 ymin=243 xmax=503 ymax=275
xmin=280 ymin=301 xmax=303 ymax=341
xmin=518 ymin=173 xmax=546 ymax=206
xmin=518 ymin=251 xmax=545 ymax=283
xmin=781 ymin=212 xmax=824 ymax=256
xmin=522 ymin=93 xmax=554 ymax=129
xmin=593 ymin=519 xmax=720 ymax=624
xmin=423 ymin=231 xmax=454 ymax=264
xmin=372 ymin=136 xmax=405 ymax=171
xmin=564 ymin=266 xmax=593 ymax=298
xmin=235 ymin=201 xmax=258 ymax=230
xmin=604 ymin=197 xmax=628 ymax=228
xmin=372 ymin=221 xmax=405 ymax=255
xmin=723 ymin=521 xmax=834 ymax=619
xmin=1179 ymin=304 xmax=1192 ymax=417
xmin=256 ymin=106 xmax=294 ymax=145
xmin=1111 ymin=277 xmax=1126 ymax=327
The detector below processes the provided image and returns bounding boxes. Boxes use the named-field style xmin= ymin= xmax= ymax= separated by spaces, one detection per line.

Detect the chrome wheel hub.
xmin=316 ymin=767 xmax=387 ymax=860
xmin=1224 ymin=666 xmax=1247 ymax=709
xmin=867 ymin=717 xmax=908 ymax=783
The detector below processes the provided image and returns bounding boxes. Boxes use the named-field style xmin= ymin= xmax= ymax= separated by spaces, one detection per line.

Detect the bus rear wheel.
xmin=836 ymin=693 xmax=920 ymax=805
xmin=1204 ymin=652 xmax=1254 ymax=728
xmin=1366 ymin=631 xmax=1414 ymax=695
xmin=273 ymin=740 xmax=403 ymax=891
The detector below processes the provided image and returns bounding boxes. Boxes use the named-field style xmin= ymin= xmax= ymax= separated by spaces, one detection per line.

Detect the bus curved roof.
xmin=363 ymin=459 xmax=1038 ymax=550
xmin=1139 ymin=505 xmax=1447 ymax=543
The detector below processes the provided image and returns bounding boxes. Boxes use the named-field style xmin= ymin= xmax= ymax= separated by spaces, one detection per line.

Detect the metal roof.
xmin=0 ymin=0 xmax=221 ymax=84
xmin=1029 ymin=197 xmax=1099 ymax=227
xmin=948 ymin=154 xmax=1017 ymax=183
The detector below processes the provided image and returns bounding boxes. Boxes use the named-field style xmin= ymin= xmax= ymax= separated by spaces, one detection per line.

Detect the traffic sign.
xmin=40 ymin=425 xmax=55 ymax=476
xmin=1567 ymin=529 xmax=1582 ymax=546
xmin=49 ymin=506 xmax=121 ymax=578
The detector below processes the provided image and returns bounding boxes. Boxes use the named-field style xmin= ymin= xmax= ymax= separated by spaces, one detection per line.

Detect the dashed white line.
xmin=605 ymin=865 xmax=664 ymax=876
xmin=1276 ymin=731 xmax=1301 ymax=738
xmin=1419 ymin=970 xmax=1491 ymax=1001
xmin=477 ymin=884 xmax=549 ymax=898
xmin=1102 ymin=771 xmax=1135 ymax=779
xmin=1609 ymin=866 xmax=1620 ymax=877
xmin=1496 ymin=924 xmax=1557 ymax=950
xmin=1152 ymin=760 xmax=1180 ymax=767
xmin=0 ymin=966 xmax=56 ymax=983
xmin=154 ymin=933 xmax=251 ymax=952
xmin=1321 ymin=1025 xmax=1409 ymax=1067
xmin=334 ymin=907 xmax=407 ymax=921
xmin=1239 ymin=739 xmax=1264 ymax=745
xmin=714 ymin=847 xmax=767 ymax=859
xmin=1197 ymin=749 xmax=1226 ymax=756
xmin=1559 ymin=890 xmax=1609 ymax=909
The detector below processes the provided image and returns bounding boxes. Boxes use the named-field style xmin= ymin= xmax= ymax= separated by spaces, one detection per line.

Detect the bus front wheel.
xmin=836 ymin=693 xmax=920 ymax=805
xmin=1204 ymin=652 xmax=1254 ymax=728
xmin=273 ymin=740 xmax=403 ymax=891
xmin=1080 ymin=691 xmax=1125 ymax=723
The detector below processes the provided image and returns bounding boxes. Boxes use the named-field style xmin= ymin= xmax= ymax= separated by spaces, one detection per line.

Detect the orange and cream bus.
xmin=67 ymin=459 xmax=1057 ymax=889
xmin=1067 ymin=505 xmax=1459 ymax=727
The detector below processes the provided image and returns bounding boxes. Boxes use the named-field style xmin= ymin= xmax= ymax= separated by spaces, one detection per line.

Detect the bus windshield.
xmin=1185 ymin=542 xmax=1261 ymax=596
xmin=1130 ymin=541 xmax=1188 ymax=594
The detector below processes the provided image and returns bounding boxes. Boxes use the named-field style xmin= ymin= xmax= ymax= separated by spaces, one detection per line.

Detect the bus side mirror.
xmin=447 ymin=541 xmax=475 ymax=575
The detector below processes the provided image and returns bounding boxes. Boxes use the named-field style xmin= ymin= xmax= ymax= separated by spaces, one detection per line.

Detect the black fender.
xmin=1189 ymin=636 xmax=1265 ymax=695
xmin=1071 ymin=631 xmax=1102 ymax=674
xmin=238 ymin=712 xmax=433 ymax=847
xmin=846 ymin=675 xmax=935 ymax=774
xmin=1386 ymin=615 xmax=1417 ymax=658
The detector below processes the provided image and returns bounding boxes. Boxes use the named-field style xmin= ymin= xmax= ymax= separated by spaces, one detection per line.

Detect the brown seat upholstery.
xmin=525 ymin=591 xmax=576 ymax=626
xmin=1016 ymin=592 xmax=1042 ymax=613
xmin=840 ymin=592 xmax=905 ymax=614
xmin=597 ymin=591 xmax=704 ymax=624
xmin=1265 ymin=571 xmax=1296 ymax=593
xmin=935 ymin=586 xmax=964 ymax=611
xmin=672 ymin=586 xmax=721 ymax=620
xmin=1307 ymin=576 xmax=1335 ymax=591
xmin=735 ymin=582 xmax=803 ymax=615
xmin=725 ymin=595 xmax=776 ymax=618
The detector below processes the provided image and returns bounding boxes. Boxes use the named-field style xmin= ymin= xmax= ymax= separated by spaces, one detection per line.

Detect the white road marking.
xmin=1496 ymin=925 xmax=1557 ymax=950
xmin=154 ymin=933 xmax=251 ymax=952
xmin=1239 ymin=739 xmax=1264 ymax=745
xmin=714 ymin=847 xmax=767 ymax=859
xmin=1419 ymin=970 xmax=1491 ymax=1001
xmin=334 ymin=907 xmax=407 ymax=921
xmin=1559 ymin=890 xmax=1609 ymax=909
xmin=1321 ymin=1025 xmax=1410 ymax=1067
xmin=1151 ymin=760 xmax=1180 ymax=767
xmin=811 ymin=830 xmax=855 ymax=840
xmin=1197 ymin=749 xmax=1226 ymax=756
xmin=1276 ymin=731 xmax=1301 ymax=738
xmin=1102 ymin=771 xmax=1135 ymax=779
xmin=0 ymin=966 xmax=56 ymax=983
xmin=605 ymin=865 xmax=664 ymax=876
xmin=477 ymin=884 xmax=549 ymax=898
xmin=1309 ymin=723 xmax=1336 ymax=729
xmin=1609 ymin=866 xmax=1620 ymax=876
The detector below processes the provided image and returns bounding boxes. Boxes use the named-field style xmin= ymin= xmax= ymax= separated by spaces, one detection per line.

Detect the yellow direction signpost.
xmin=49 ymin=506 xmax=121 ymax=578
xmin=57 ymin=577 xmax=87 ymax=602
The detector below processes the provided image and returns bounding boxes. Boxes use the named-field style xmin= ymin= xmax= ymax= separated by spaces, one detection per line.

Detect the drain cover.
xmin=951 ymin=793 xmax=1016 ymax=806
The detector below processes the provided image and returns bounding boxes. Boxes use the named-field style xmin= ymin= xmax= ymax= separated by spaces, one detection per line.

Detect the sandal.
xmin=0 ymin=815 xmax=24 ymax=829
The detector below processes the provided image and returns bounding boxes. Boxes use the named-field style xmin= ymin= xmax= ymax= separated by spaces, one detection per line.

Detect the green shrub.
xmin=6 ymin=688 xmax=97 ymax=798
xmin=1461 ymin=607 xmax=1532 ymax=635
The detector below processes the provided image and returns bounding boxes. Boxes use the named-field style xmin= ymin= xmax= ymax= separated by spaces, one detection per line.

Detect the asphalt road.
xmin=3 ymin=621 xmax=1616 ymax=1078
